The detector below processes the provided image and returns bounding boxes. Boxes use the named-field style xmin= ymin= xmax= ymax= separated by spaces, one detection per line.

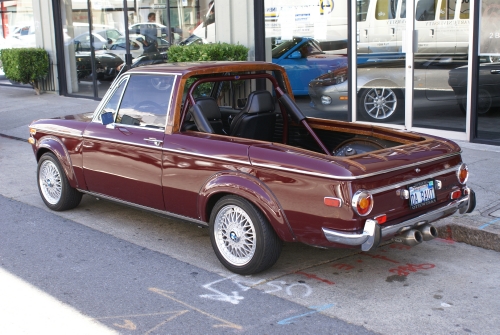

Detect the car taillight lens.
xmin=457 ymin=163 xmax=469 ymax=184
xmin=352 ymin=190 xmax=373 ymax=216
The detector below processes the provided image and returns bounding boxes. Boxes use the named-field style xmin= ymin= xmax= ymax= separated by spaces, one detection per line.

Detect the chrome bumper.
xmin=322 ymin=190 xmax=474 ymax=252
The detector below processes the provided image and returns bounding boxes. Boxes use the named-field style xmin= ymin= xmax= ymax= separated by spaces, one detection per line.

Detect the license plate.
xmin=408 ymin=180 xmax=436 ymax=209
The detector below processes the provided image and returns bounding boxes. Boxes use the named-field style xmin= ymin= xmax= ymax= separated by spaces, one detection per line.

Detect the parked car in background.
xmin=309 ymin=57 xmax=470 ymax=121
xmin=29 ymin=61 xmax=475 ymax=275
xmin=272 ymin=37 xmax=347 ymax=95
xmin=448 ymin=61 xmax=500 ymax=114
xmin=74 ymin=41 xmax=123 ymax=82
xmin=109 ymin=34 xmax=170 ymax=60
xmin=74 ymin=29 xmax=122 ymax=51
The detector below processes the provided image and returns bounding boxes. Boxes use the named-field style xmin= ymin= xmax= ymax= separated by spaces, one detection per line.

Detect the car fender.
xmin=36 ymin=136 xmax=79 ymax=188
xmin=198 ymin=171 xmax=296 ymax=242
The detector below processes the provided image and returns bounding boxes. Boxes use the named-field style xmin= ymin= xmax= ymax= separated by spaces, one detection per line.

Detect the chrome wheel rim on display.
xmin=363 ymin=88 xmax=398 ymax=120
xmin=39 ymin=160 xmax=62 ymax=205
xmin=214 ymin=205 xmax=256 ymax=266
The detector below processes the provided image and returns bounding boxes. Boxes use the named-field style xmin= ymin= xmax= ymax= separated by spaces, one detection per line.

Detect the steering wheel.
xmin=134 ymin=100 xmax=163 ymax=114
xmin=151 ymin=77 xmax=172 ymax=91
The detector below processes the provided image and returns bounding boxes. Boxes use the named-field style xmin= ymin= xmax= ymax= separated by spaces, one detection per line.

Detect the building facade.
xmin=0 ymin=0 xmax=499 ymax=145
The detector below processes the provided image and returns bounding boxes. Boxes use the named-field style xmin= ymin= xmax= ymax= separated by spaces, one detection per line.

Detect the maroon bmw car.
xmin=29 ymin=61 xmax=475 ymax=275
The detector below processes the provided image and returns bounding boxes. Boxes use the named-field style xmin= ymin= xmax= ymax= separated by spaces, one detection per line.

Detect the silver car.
xmin=308 ymin=57 xmax=469 ymax=122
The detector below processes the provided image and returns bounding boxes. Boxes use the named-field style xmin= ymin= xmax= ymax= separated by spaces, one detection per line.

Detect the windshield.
xmin=272 ymin=37 xmax=304 ymax=58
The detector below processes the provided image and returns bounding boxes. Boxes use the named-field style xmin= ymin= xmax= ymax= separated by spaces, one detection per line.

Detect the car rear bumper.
xmin=322 ymin=188 xmax=475 ymax=251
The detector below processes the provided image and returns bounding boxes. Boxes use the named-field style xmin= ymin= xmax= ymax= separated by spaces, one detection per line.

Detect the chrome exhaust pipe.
xmin=393 ymin=229 xmax=423 ymax=247
xmin=418 ymin=224 xmax=438 ymax=241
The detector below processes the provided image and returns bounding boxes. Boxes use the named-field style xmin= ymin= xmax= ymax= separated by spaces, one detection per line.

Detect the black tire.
xmin=37 ymin=152 xmax=82 ymax=211
xmin=459 ymin=88 xmax=492 ymax=115
xmin=209 ymin=195 xmax=282 ymax=275
xmin=358 ymin=87 xmax=403 ymax=122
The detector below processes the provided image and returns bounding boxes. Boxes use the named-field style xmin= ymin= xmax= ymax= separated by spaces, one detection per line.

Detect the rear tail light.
xmin=374 ymin=214 xmax=387 ymax=224
xmin=450 ymin=189 xmax=462 ymax=200
xmin=352 ymin=190 xmax=373 ymax=216
xmin=457 ymin=163 xmax=469 ymax=184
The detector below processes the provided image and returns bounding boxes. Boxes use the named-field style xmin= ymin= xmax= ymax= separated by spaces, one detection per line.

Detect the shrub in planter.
xmin=167 ymin=43 xmax=249 ymax=63
xmin=0 ymin=48 xmax=49 ymax=95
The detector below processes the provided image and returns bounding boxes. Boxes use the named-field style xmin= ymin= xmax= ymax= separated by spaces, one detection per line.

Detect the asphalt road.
xmin=1 ymin=130 xmax=499 ymax=334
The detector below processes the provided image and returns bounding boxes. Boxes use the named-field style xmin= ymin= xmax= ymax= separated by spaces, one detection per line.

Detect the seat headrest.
xmin=195 ymin=97 xmax=221 ymax=119
xmin=244 ymin=91 xmax=275 ymax=114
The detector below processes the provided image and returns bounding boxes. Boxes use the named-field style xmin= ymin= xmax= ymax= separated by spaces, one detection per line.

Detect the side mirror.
xmin=289 ymin=51 xmax=302 ymax=59
xmin=101 ymin=111 xmax=114 ymax=126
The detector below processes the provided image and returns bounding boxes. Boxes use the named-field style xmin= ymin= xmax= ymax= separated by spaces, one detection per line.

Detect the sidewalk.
xmin=0 ymin=85 xmax=499 ymax=252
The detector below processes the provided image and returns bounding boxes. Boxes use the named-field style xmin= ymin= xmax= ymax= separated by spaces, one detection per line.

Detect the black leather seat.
xmin=229 ymin=90 xmax=276 ymax=141
xmin=189 ymin=97 xmax=225 ymax=134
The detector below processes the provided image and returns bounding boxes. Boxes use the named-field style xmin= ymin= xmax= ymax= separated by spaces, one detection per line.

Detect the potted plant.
xmin=0 ymin=48 xmax=49 ymax=95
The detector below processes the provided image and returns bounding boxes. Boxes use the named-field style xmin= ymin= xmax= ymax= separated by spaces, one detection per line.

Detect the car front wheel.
xmin=37 ymin=152 xmax=82 ymax=211
xmin=358 ymin=87 xmax=402 ymax=122
xmin=209 ymin=195 xmax=282 ymax=275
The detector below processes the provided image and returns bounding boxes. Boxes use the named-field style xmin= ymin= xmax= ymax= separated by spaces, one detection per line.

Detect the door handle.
xmin=430 ymin=29 xmax=435 ymax=37
xmin=491 ymin=69 xmax=500 ymax=74
xmin=144 ymin=138 xmax=163 ymax=146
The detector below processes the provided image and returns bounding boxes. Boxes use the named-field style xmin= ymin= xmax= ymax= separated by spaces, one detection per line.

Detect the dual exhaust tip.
xmin=393 ymin=224 xmax=438 ymax=247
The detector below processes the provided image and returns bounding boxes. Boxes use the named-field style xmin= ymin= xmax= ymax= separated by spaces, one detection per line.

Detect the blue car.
xmin=272 ymin=37 xmax=347 ymax=96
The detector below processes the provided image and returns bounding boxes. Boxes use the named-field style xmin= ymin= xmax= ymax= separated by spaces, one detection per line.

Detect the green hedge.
xmin=0 ymin=48 xmax=49 ymax=93
xmin=167 ymin=43 xmax=249 ymax=62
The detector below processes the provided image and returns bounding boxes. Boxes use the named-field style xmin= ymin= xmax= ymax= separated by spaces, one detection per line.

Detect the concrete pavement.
xmin=0 ymin=85 xmax=499 ymax=252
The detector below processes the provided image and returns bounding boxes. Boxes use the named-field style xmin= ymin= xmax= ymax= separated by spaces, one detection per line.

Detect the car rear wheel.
xmin=209 ymin=195 xmax=282 ymax=275
xmin=358 ymin=87 xmax=402 ymax=122
xmin=459 ymin=88 xmax=492 ymax=115
xmin=37 ymin=153 xmax=82 ymax=211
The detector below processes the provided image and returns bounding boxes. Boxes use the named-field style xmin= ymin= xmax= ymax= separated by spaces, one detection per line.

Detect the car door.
xmin=82 ymin=74 xmax=175 ymax=210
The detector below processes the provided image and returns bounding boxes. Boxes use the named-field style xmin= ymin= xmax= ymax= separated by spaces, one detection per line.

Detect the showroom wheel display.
xmin=210 ymin=195 xmax=282 ymax=275
xmin=37 ymin=153 xmax=82 ymax=211
xmin=358 ymin=87 xmax=402 ymax=122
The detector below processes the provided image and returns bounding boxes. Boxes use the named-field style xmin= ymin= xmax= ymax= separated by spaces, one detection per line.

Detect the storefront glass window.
xmin=0 ymin=0 xmax=35 ymax=85
xmin=265 ymin=0 xmax=349 ymax=120
xmin=60 ymin=0 xmax=204 ymax=99
xmin=476 ymin=0 xmax=500 ymax=141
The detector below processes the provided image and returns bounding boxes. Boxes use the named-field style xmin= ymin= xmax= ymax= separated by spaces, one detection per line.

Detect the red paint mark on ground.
xmin=389 ymin=244 xmax=411 ymax=250
xmin=443 ymin=226 xmax=455 ymax=242
xmin=388 ymin=263 xmax=435 ymax=276
xmin=331 ymin=263 xmax=355 ymax=271
xmin=357 ymin=259 xmax=363 ymax=263
xmin=361 ymin=253 xmax=400 ymax=264
xmin=435 ymin=238 xmax=455 ymax=244
xmin=296 ymin=271 xmax=335 ymax=285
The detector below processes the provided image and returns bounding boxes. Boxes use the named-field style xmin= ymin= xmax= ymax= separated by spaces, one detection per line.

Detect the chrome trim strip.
xmin=322 ymin=193 xmax=470 ymax=248
xmin=252 ymin=152 xmax=460 ymax=181
xmin=161 ymin=147 xmax=250 ymax=165
xmin=77 ymin=189 xmax=208 ymax=227
xmin=83 ymin=135 xmax=164 ymax=150
xmin=34 ymin=129 xmax=82 ymax=139
xmin=370 ymin=166 xmax=459 ymax=195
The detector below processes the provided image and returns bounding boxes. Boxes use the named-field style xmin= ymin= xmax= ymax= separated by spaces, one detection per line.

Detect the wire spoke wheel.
xmin=213 ymin=204 xmax=256 ymax=266
xmin=209 ymin=195 xmax=282 ymax=275
xmin=39 ymin=160 xmax=63 ymax=205
xmin=37 ymin=153 xmax=82 ymax=211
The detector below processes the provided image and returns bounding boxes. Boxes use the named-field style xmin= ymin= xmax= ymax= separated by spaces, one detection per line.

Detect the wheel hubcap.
xmin=364 ymin=88 xmax=397 ymax=120
xmin=214 ymin=205 xmax=256 ymax=266
xmin=39 ymin=160 xmax=62 ymax=205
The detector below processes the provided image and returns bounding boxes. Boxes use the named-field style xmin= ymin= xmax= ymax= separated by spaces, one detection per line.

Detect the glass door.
xmin=61 ymin=0 xmax=127 ymax=97
xmin=355 ymin=0 xmax=407 ymax=126
xmin=476 ymin=0 xmax=500 ymax=142
xmin=411 ymin=0 xmax=470 ymax=133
